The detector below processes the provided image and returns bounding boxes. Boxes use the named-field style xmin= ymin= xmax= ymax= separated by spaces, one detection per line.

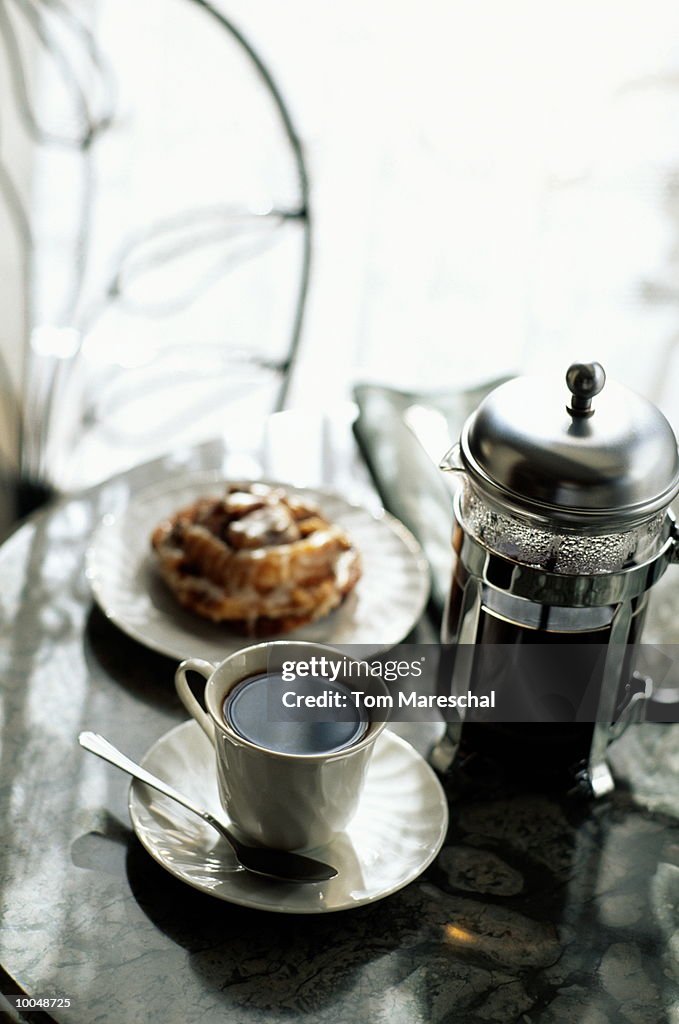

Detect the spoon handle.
xmin=78 ymin=731 xmax=217 ymax=832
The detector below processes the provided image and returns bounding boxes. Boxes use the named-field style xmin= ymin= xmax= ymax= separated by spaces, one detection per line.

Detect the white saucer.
xmin=87 ymin=470 xmax=430 ymax=661
xmin=128 ymin=720 xmax=448 ymax=913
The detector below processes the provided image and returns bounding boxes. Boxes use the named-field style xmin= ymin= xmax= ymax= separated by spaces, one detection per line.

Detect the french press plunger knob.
xmin=566 ymin=361 xmax=606 ymax=417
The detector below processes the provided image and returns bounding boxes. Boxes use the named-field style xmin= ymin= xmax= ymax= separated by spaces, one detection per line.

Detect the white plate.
xmin=86 ymin=471 xmax=430 ymax=661
xmin=128 ymin=720 xmax=449 ymax=913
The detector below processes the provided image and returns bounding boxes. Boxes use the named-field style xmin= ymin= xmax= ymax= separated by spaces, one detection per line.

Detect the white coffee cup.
xmin=175 ymin=641 xmax=389 ymax=851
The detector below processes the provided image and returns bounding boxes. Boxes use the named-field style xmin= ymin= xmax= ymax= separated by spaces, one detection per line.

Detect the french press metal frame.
xmin=433 ymin=492 xmax=679 ymax=796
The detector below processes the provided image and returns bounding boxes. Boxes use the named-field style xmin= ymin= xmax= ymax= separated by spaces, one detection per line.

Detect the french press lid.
xmin=457 ymin=362 xmax=679 ymax=528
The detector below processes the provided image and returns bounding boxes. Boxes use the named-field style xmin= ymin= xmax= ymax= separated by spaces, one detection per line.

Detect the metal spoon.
xmin=78 ymin=731 xmax=337 ymax=884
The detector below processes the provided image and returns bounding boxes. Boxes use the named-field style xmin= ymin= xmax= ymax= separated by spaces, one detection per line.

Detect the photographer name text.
xmin=281 ymin=689 xmax=495 ymax=710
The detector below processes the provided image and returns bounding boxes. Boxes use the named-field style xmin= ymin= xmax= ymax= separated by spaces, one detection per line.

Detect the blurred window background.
xmin=2 ymin=0 xmax=679 ymax=513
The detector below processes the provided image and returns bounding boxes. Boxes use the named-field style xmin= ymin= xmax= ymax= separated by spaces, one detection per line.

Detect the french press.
xmin=433 ymin=362 xmax=679 ymax=795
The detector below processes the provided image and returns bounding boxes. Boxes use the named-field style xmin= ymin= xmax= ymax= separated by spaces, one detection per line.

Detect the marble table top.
xmin=0 ymin=431 xmax=677 ymax=1024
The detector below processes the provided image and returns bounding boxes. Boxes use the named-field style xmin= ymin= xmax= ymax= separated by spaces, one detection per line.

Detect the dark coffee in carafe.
xmin=443 ymin=552 xmax=648 ymax=785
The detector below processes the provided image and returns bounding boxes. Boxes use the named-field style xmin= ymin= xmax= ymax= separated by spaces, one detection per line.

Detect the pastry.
xmin=150 ymin=483 xmax=361 ymax=634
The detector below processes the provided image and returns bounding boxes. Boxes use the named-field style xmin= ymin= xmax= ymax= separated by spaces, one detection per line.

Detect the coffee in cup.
xmin=223 ymin=672 xmax=369 ymax=756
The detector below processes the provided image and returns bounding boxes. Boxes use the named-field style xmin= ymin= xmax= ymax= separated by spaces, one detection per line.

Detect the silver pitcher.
xmin=433 ymin=362 xmax=679 ymax=796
